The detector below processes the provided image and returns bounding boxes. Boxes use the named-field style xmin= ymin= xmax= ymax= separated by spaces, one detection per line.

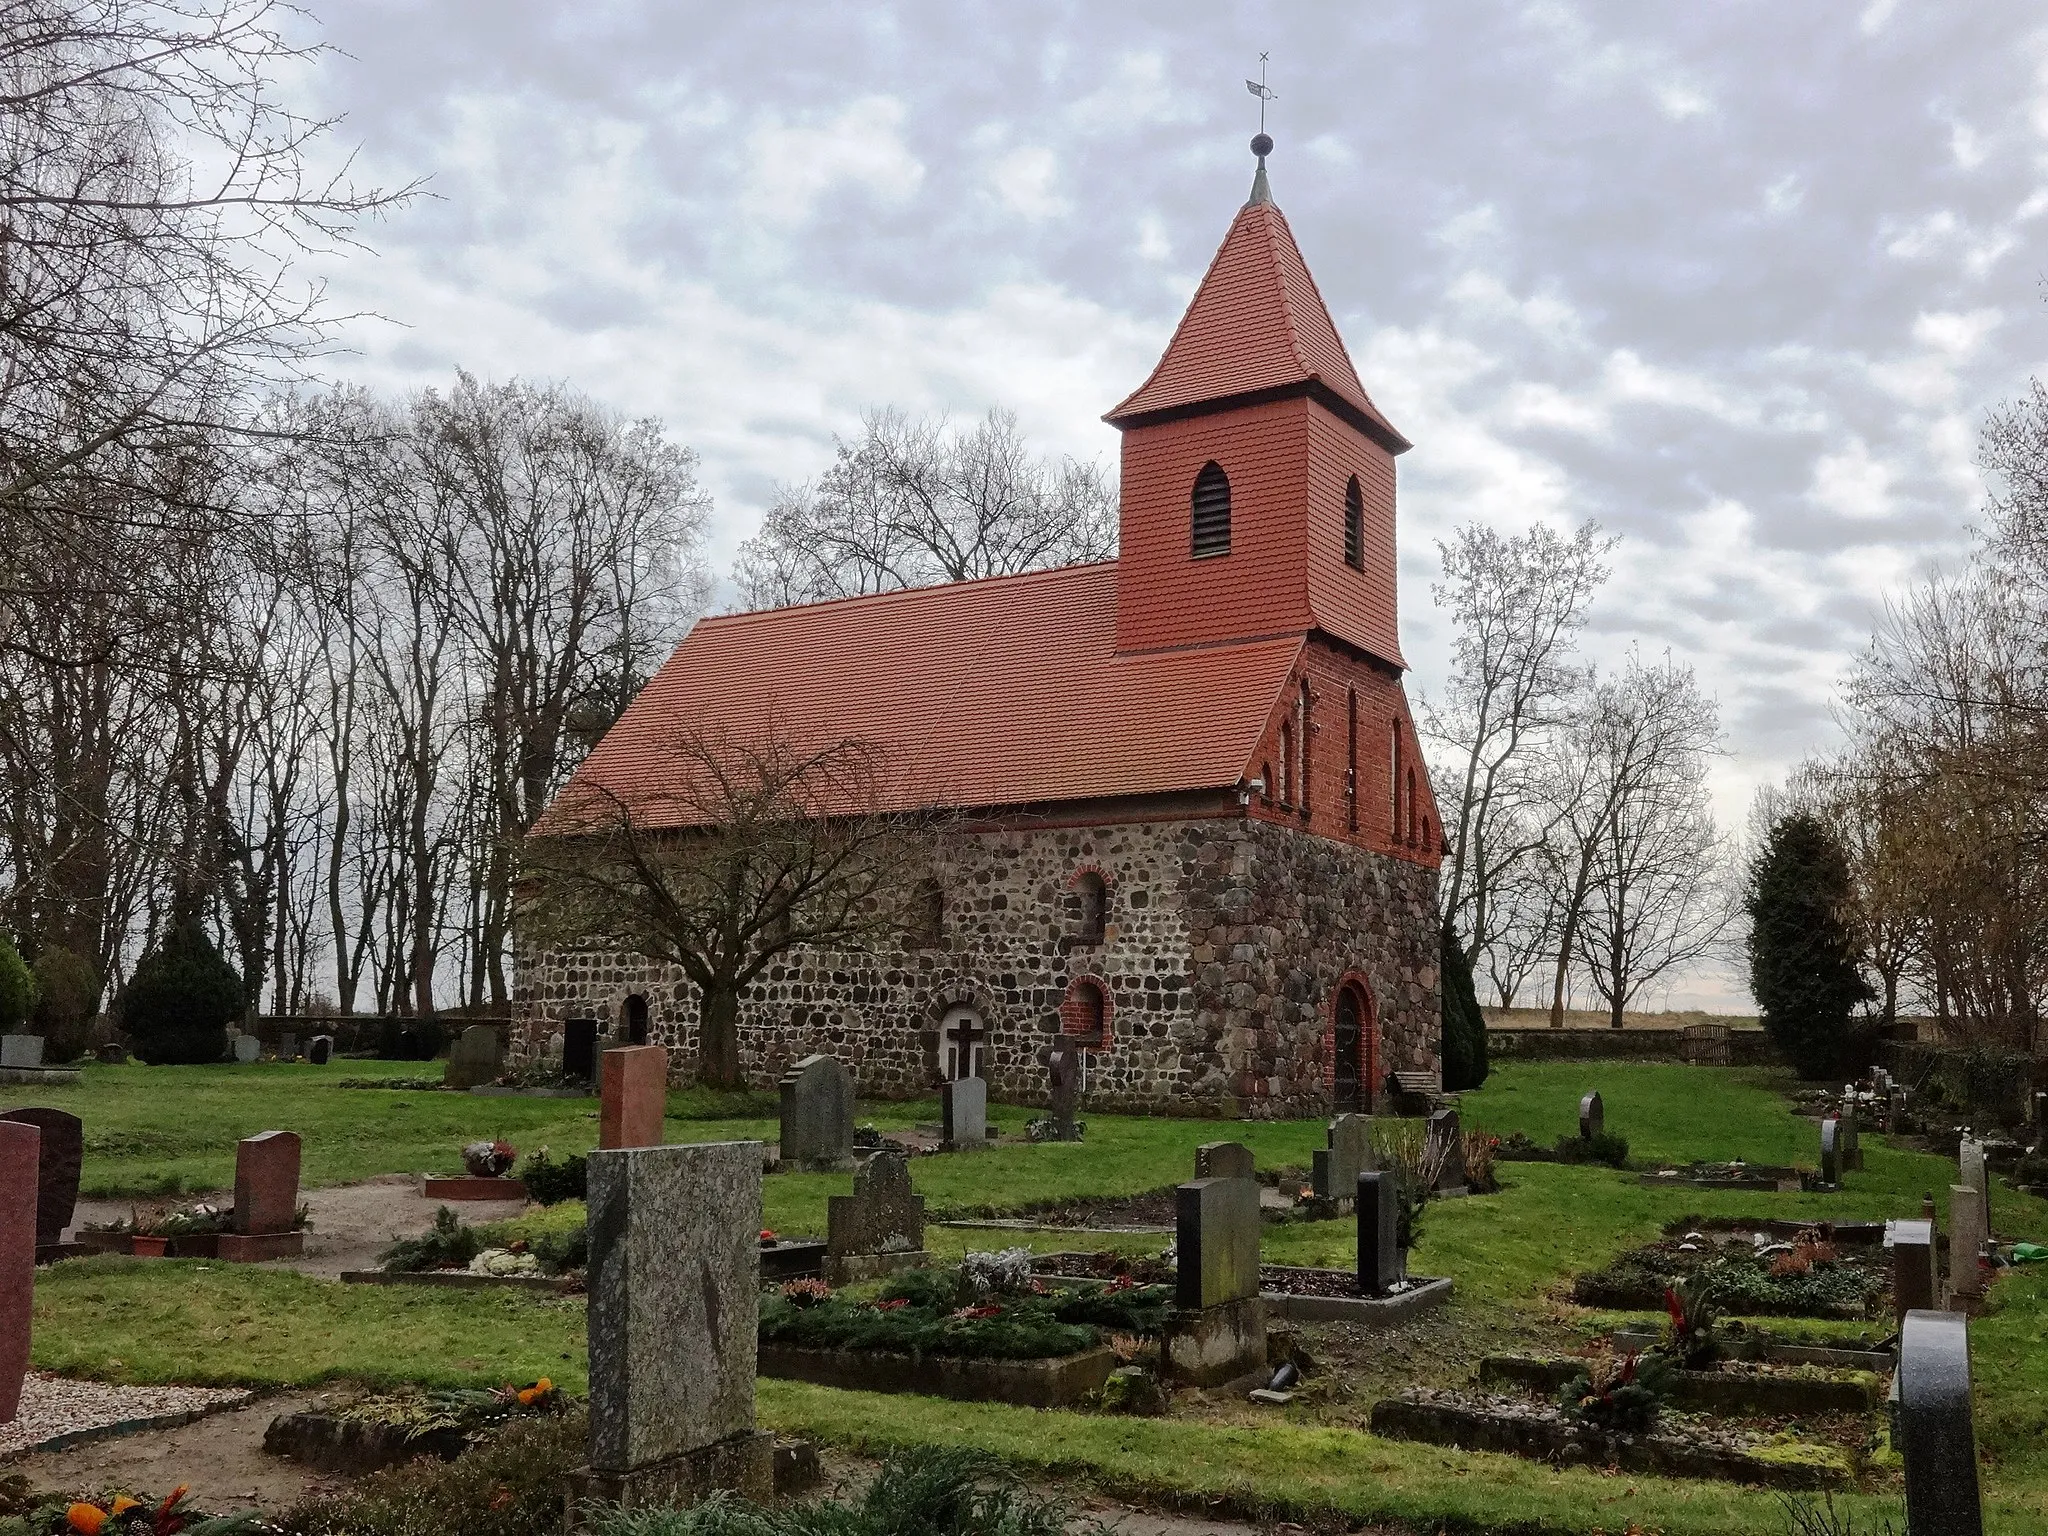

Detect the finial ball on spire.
xmin=1250 ymin=132 xmax=1273 ymax=158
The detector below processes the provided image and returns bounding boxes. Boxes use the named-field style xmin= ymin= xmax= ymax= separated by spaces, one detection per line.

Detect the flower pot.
xmin=130 ymin=1236 xmax=169 ymax=1257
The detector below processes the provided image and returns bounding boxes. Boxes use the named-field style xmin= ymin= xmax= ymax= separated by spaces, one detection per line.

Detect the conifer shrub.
xmin=1439 ymin=920 xmax=1490 ymax=1091
xmin=29 ymin=944 xmax=99 ymax=1062
xmin=0 ymin=934 xmax=36 ymax=1034
xmin=120 ymin=920 xmax=244 ymax=1065
xmin=1746 ymin=811 xmax=1870 ymax=1080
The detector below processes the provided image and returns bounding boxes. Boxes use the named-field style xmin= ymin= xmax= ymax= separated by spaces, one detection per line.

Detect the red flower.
xmin=874 ymin=1297 xmax=910 ymax=1310
xmin=950 ymin=1304 xmax=1002 ymax=1321
xmin=1663 ymin=1286 xmax=1686 ymax=1333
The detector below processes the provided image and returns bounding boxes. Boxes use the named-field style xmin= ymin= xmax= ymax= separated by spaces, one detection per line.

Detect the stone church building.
xmin=518 ymin=144 xmax=1445 ymax=1117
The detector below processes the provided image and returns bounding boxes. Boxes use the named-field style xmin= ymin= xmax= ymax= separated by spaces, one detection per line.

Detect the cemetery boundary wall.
xmin=1486 ymin=1026 xmax=1781 ymax=1067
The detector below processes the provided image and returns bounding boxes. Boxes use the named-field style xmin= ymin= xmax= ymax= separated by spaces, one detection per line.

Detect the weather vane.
xmin=1245 ymin=53 xmax=1278 ymax=138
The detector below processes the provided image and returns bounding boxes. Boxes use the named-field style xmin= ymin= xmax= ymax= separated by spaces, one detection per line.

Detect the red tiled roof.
xmin=534 ymin=563 xmax=1304 ymax=833
xmin=1105 ymin=198 xmax=1407 ymax=452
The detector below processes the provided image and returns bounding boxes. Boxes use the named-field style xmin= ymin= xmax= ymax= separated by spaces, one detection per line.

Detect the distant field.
xmin=1483 ymin=1005 xmax=1763 ymax=1031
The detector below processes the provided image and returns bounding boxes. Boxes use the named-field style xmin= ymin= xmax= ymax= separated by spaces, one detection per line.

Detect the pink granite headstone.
xmin=233 ymin=1130 xmax=302 ymax=1235
xmin=1 ymin=1118 xmax=39 ymax=1424
xmin=599 ymin=1045 xmax=668 ymax=1150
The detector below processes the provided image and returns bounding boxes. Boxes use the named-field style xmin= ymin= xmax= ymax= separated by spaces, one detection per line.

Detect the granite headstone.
xmin=1174 ymin=1174 xmax=1260 ymax=1311
xmin=1194 ymin=1141 xmax=1255 ymax=1181
xmin=1429 ymin=1106 xmax=1466 ymax=1190
xmin=0 ymin=1108 xmax=82 ymax=1250
xmin=232 ymin=1034 xmax=261 ymax=1064
xmin=443 ymin=1024 xmax=503 ymax=1091
xmin=277 ymin=1031 xmax=298 ymax=1063
xmin=0 ymin=1036 xmax=43 ymax=1070
xmin=1820 ymin=1117 xmax=1841 ymax=1187
xmin=1356 ymin=1169 xmax=1402 ymax=1295
xmin=1578 ymin=1091 xmax=1603 ymax=1141
xmin=600 ymin=1045 xmax=668 ymax=1151
xmin=0 ymin=1119 xmax=35 ymax=1424
xmin=1947 ymin=1184 xmax=1986 ymax=1302
xmin=1889 ymin=1217 xmax=1939 ymax=1325
xmin=1958 ymin=1140 xmax=1991 ymax=1243
xmin=307 ymin=1034 xmax=333 ymax=1066
xmin=1841 ymin=1104 xmax=1863 ymax=1171
xmin=940 ymin=1075 xmax=987 ymax=1150
xmin=778 ymin=1054 xmax=854 ymax=1170
xmin=234 ymin=1130 xmax=301 ymax=1235
xmin=826 ymin=1150 xmax=926 ymax=1264
xmin=1898 ymin=1309 xmax=1984 ymax=1536
xmin=1310 ymin=1113 xmax=1374 ymax=1203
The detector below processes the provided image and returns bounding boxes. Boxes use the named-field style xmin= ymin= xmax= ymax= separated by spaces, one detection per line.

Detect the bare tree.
xmin=520 ymin=730 xmax=937 ymax=1088
xmin=1420 ymin=520 xmax=1613 ymax=972
xmin=731 ymin=407 xmax=1116 ymax=608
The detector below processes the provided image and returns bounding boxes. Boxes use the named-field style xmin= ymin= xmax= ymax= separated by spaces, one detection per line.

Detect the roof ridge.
xmin=709 ymin=559 xmax=1118 ymax=628
xmin=1259 ymin=204 xmax=1314 ymax=381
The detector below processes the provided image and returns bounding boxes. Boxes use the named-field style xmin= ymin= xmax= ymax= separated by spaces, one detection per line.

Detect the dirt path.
xmin=67 ymin=1174 xmax=531 ymax=1279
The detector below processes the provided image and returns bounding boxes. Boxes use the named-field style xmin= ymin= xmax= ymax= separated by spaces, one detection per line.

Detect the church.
xmin=516 ymin=140 xmax=1445 ymax=1117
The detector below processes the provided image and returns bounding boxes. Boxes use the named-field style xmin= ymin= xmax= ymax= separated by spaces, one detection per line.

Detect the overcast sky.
xmin=300 ymin=1 xmax=2048 ymax=1008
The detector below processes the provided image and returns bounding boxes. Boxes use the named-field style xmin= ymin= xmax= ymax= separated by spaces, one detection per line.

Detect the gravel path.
xmin=0 ymin=1375 xmax=252 ymax=1459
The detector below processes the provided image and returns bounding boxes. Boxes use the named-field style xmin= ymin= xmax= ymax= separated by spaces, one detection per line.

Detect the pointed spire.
xmin=1247 ymin=132 xmax=1274 ymax=206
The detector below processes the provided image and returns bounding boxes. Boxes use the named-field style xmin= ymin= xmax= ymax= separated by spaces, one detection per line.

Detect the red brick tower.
xmin=1106 ymin=140 xmax=1409 ymax=670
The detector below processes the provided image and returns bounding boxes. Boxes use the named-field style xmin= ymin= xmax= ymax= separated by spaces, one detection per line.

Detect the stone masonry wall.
xmin=513 ymin=814 xmax=1440 ymax=1118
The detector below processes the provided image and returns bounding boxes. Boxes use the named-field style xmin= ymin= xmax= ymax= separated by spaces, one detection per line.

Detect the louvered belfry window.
xmin=1344 ymin=476 xmax=1365 ymax=569
xmin=1191 ymin=461 xmax=1231 ymax=558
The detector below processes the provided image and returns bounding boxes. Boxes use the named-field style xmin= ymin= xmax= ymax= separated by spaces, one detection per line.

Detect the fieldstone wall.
xmin=513 ymin=815 xmax=1439 ymax=1118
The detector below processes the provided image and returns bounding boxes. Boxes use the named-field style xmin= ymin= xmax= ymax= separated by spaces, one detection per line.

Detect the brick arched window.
xmin=1260 ymin=761 xmax=1273 ymax=806
xmin=1074 ymin=870 xmax=1107 ymax=947
xmin=1191 ymin=461 xmax=1231 ymax=559
xmin=1062 ymin=977 xmax=1111 ymax=1049
xmin=1343 ymin=476 xmax=1364 ymax=570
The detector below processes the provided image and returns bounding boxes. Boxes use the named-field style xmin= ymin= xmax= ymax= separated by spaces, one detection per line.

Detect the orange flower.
xmin=109 ymin=1498 xmax=142 ymax=1517
xmin=66 ymin=1504 xmax=107 ymax=1535
xmin=516 ymin=1376 xmax=554 ymax=1406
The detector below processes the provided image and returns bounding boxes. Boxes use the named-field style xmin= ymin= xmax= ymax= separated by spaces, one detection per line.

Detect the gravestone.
xmin=1578 ymin=1091 xmax=1603 ymax=1141
xmin=546 ymin=1031 xmax=566 ymax=1067
xmin=277 ymin=1031 xmax=298 ymax=1063
xmin=0 ymin=1036 xmax=43 ymax=1070
xmin=233 ymin=1034 xmax=261 ymax=1064
xmin=1429 ymin=1106 xmax=1466 ymax=1190
xmin=579 ymin=1139 xmax=773 ymax=1507
xmin=0 ymin=1108 xmax=82 ymax=1251
xmin=1356 ymin=1168 xmax=1404 ymax=1295
xmin=307 ymin=1034 xmax=333 ymax=1066
xmin=1898 ymin=1309 xmax=1984 ymax=1536
xmin=1820 ymin=1117 xmax=1842 ymax=1187
xmin=95 ymin=1043 xmax=128 ymax=1065
xmin=1045 ymin=1037 xmax=1083 ymax=1141
xmin=1311 ymin=1114 xmax=1374 ymax=1203
xmin=1947 ymin=1184 xmax=1986 ymax=1302
xmin=778 ymin=1054 xmax=855 ymax=1170
xmin=1841 ymin=1105 xmax=1862 ymax=1171
xmin=940 ymin=1075 xmax=987 ymax=1150
xmin=1889 ymin=1217 xmax=1939 ymax=1325
xmin=1891 ymin=1086 xmax=1909 ymax=1132
xmin=563 ymin=1018 xmax=599 ymax=1082
xmin=2033 ymin=1091 xmax=2047 ymax=1142
xmin=1162 ymin=1168 xmax=1266 ymax=1386
xmin=825 ymin=1149 xmax=928 ymax=1284
xmin=1 ymin=1118 xmax=35 ymax=1424
xmin=1958 ymin=1140 xmax=1991 ymax=1243
xmin=1194 ymin=1141 xmax=1254 ymax=1181
xmin=600 ymin=1045 xmax=669 ymax=1151
xmin=443 ymin=1024 xmax=503 ymax=1091
xmin=223 ymin=1130 xmax=304 ymax=1260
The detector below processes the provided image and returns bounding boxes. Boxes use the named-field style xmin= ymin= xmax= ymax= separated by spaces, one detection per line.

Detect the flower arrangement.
xmin=1659 ymin=1274 xmax=1721 ymax=1369
xmin=1556 ymin=1349 xmax=1674 ymax=1434
xmin=780 ymin=1278 xmax=832 ymax=1307
xmin=64 ymin=1486 xmax=199 ymax=1536
xmin=461 ymin=1139 xmax=517 ymax=1178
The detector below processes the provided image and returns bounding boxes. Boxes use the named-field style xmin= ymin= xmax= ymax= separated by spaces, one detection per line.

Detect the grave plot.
xmin=263 ymin=1378 xmax=564 ymax=1475
xmin=1572 ymin=1220 xmax=1890 ymax=1319
xmin=1638 ymin=1160 xmax=1811 ymax=1191
xmin=351 ymin=1206 xmax=584 ymax=1291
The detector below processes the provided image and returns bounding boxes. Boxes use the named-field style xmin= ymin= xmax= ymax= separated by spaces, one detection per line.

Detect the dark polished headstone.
xmin=563 ymin=1018 xmax=599 ymax=1082
xmin=1357 ymin=1170 xmax=1401 ymax=1295
xmin=0 ymin=1108 xmax=81 ymax=1247
xmin=307 ymin=1034 xmax=333 ymax=1065
xmin=1578 ymin=1092 xmax=1603 ymax=1141
xmin=1429 ymin=1107 xmax=1465 ymax=1189
xmin=1899 ymin=1309 xmax=1983 ymax=1536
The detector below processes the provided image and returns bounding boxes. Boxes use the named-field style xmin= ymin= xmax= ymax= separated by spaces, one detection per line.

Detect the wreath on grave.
xmin=461 ymin=1139 xmax=517 ymax=1178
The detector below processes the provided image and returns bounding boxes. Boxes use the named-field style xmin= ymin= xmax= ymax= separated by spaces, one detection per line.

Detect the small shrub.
xmin=284 ymin=1407 xmax=583 ymax=1536
xmin=0 ymin=934 xmax=37 ymax=1034
xmin=518 ymin=1148 xmax=588 ymax=1205
xmin=1555 ymin=1130 xmax=1630 ymax=1168
xmin=1462 ymin=1130 xmax=1501 ymax=1193
xmin=1659 ymin=1273 xmax=1721 ymax=1369
xmin=1557 ymin=1349 xmax=1674 ymax=1434
xmin=121 ymin=920 xmax=243 ymax=1066
xmin=379 ymin=1207 xmax=481 ymax=1274
xmin=28 ymin=944 xmax=99 ymax=1062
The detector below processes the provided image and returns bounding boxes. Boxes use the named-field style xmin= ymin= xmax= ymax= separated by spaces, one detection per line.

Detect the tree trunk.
xmin=700 ymin=983 xmax=742 ymax=1089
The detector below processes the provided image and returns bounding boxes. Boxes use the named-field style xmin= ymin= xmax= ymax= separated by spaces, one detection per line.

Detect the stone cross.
xmin=234 ymin=1131 xmax=301 ymax=1236
xmin=1957 ymin=1140 xmax=1991 ymax=1244
xmin=1194 ymin=1141 xmax=1255 ymax=1181
xmin=1356 ymin=1169 xmax=1402 ymax=1295
xmin=1 ymin=1118 xmax=37 ymax=1425
xmin=1820 ymin=1117 xmax=1842 ymax=1187
xmin=600 ymin=1045 xmax=669 ymax=1151
xmin=1429 ymin=1106 xmax=1465 ymax=1190
xmin=1311 ymin=1114 xmax=1373 ymax=1202
xmin=1046 ymin=1037 xmax=1082 ymax=1141
xmin=1 ymin=1036 xmax=44 ymax=1070
xmin=563 ymin=1017 xmax=599 ymax=1082
xmin=1898 ymin=1309 xmax=1984 ymax=1536
xmin=940 ymin=1075 xmax=987 ymax=1150
xmin=1947 ymin=1184 xmax=1986 ymax=1302
xmin=0 ymin=1108 xmax=81 ymax=1251
xmin=307 ymin=1034 xmax=333 ymax=1066
xmin=582 ymin=1140 xmax=773 ymax=1506
xmin=826 ymin=1149 xmax=927 ymax=1279
xmin=1889 ymin=1217 xmax=1939 ymax=1326
xmin=1578 ymin=1091 xmax=1603 ymax=1141
xmin=443 ymin=1024 xmax=503 ymax=1091
xmin=778 ymin=1054 xmax=855 ymax=1170
xmin=277 ymin=1031 xmax=298 ymax=1063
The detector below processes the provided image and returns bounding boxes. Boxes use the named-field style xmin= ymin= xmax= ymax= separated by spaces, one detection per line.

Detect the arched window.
xmin=1075 ymin=871 xmax=1107 ymax=947
xmin=1390 ymin=723 xmax=1403 ymax=837
xmin=624 ymin=993 xmax=650 ymax=1045
xmin=1063 ymin=977 xmax=1109 ymax=1049
xmin=1259 ymin=761 xmax=1273 ymax=806
xmin=1191 ymin=461 xmax=1231 ymax=558
xmin=1346 ymin=688 xmax=1359 ymax=832
xmin=908 ymin=878 xmax=944 ymax=948
xmin=1407 ymin=767 xmax=1419 ymax=846
xmin=1278 ymin=720 xmax=1294 ymax=806
xmin=1343 ymin=476 xmax=1364 ymax=570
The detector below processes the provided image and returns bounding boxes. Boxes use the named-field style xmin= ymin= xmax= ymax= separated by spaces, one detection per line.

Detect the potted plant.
xmin=128 ymin=1212 xmax=169 ymax=1258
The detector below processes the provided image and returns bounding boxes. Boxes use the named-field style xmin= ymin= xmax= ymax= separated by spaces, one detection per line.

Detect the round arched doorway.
xmin=1331 ymin=978 xmax=1377 ymax=1112
xmin=624 ymin=993 xmax=650 ymax=1045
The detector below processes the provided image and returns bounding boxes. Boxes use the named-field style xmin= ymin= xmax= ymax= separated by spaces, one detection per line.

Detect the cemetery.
xmin=0 ymin=1051 xmax=2038 ymax=1535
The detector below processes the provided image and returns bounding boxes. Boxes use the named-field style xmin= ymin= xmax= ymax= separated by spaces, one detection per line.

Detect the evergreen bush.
xmin=1439 ymin=920 xmax=1490 ymax=1091
xmin=30 ymin=944 xmax=101 ymax=1062
xmin=121 ymin=920 xmax=244 ymax=1065
xmin=1746 ymin=811 xmax=1870 ymax=1080
xmin=0 ymin=934 xmax=35 ymax=1033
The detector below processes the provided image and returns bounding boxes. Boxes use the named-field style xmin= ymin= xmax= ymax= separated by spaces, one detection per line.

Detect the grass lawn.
xmin=26 ymin=1057 xmax=2048 ymax=1533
